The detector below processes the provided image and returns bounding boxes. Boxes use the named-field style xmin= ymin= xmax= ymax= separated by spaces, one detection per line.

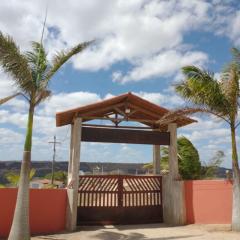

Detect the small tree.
xmin=144 ymin=136 xmax=201 ymax=180
xmin=177 ymin=136 xmax=201 ymax=179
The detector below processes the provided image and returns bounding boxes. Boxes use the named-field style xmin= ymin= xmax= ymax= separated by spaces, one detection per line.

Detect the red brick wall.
xmin=185 ymin=180 xmax=232 ymax=224
xmin=0 ymin=188 xmax=67 ymax=237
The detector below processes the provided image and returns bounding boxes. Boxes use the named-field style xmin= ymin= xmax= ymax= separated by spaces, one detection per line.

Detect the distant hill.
xmin=0 ymin=161 xmax=230 ymax=184
xmin=0 ymin=161 xmax=147 ymax=184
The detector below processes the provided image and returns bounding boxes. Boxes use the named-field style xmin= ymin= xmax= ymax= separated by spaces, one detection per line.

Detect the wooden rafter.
xmin=128 ymin=103 xmax=160 ymax=119
xmin=78 ymin=102 xmax=125 ymax=118
xmin=113 ymin=107 xmax=126 ymax=117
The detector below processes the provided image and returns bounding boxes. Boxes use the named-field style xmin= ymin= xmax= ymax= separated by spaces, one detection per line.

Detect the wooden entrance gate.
xmin=77 ymin=175 xmax=163 ymax=225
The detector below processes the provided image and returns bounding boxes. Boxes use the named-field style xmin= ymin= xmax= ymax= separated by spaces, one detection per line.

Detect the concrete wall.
xmin=185 ymin=180 xmax=232 ymax=224
xmin=162 ymin=177 xmax=186 ymax=225
xmin=0 ymin=180 xmax=233 ymax=238
xmin=0 ymin=188 xmax=67 ymax=238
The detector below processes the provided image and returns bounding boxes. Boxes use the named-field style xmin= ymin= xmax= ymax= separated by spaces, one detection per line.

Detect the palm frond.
xmin=220 ymin=62 xmax=239 ymax=117
xmin=5 ymin=171 xmax=20 ymax=186
xmin=0 ymin=32 xmax=34 ymax=93
xmin=232 ymin=47 xmax=240 ymax=62
xmin=5 ymin=168 xmax=36 ymax=187
xmin=158 ymin=107 xmax=230 ymax=125
xmin=45 ymin=40 xmax=93 ymax=84
xmin=24 ymin=42 xmax=49 ymax=88
xmin=0 ymin=93 xmax=20 ymax=105
xmin=29 ymin=168 xmax=36 ymax=180
xmin=176 ymin=66 xmax=229 ymax=116
xmin=34 ymin=89 xmax=51 ymax=106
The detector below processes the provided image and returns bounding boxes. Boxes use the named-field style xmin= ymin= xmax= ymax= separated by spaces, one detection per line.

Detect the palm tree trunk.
xmin=230 ymin=124 xmax=240 ymax=231
xmin=8 ymin=104 xmax=34 ymax=240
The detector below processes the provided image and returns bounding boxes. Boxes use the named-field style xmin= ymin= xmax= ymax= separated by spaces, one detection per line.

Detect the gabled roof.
xmin=56 ymin=92 xmax=196 ymax=129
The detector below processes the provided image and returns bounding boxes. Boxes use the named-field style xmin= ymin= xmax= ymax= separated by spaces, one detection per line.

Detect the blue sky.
xmin=0 ymin=0 xmax=240 ymax=168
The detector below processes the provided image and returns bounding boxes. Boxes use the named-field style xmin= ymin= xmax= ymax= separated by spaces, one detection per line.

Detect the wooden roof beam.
xmin=128 ymin=103 xmax=160 ymax=119
xmin=77 ymin=102 xmax=125 ymax=118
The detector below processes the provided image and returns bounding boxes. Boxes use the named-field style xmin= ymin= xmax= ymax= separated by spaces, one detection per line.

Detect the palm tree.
xmin=0 ymin=31 xmax=92 ymax=240
xmin=167 ymin=50 xmax=240 ymax=230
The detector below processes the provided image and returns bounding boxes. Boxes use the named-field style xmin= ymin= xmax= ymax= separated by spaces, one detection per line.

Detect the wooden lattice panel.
xmin=78 ymin=176 xmax=119 ymax=207
xmin=123 ymin=176 xmax=161 ymax=207
xmin=78 ymin=175 xmax=162 ymax=208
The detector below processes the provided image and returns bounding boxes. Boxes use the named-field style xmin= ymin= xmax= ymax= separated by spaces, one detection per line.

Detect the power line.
xmin=48 ymin=135 xmax=61 ymax=185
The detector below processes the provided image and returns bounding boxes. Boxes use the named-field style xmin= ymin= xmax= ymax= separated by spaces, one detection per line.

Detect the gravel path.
xmin=32 ymin=224 xmax=240 ymax=240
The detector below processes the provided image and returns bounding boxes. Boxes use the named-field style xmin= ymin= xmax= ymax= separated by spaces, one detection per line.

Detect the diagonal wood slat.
xmin=78 ymin=175 xmax=162 ymax=208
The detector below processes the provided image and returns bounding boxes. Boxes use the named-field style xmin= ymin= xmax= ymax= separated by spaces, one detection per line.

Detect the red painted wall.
xmin=185 ymin=180 xmax=232 ymax=224
xmin=0 ymin=188 xmax=67 ymax=238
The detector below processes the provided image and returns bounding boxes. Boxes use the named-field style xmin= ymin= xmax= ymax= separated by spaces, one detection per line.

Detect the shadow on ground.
xmin=79 ymin=223 xmax=185 ymax=231
xmin=93 ymin=231 xmax=202 ymax=240
xmin=32 ymin=224 xmax=204 ymax=240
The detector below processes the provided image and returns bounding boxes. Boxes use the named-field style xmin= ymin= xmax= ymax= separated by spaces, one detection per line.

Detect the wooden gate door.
xmin=77 ymin=175 xmax=163 ymax=225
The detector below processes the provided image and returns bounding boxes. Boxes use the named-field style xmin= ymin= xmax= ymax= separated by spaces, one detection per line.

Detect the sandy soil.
xmin=31 ymin=224 xmax=240 ymax=240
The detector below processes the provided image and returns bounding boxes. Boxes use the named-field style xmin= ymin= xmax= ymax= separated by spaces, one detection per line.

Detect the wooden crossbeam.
xmin=82 ymin=124 xmax=152 ymax=130
xmin=81 ymin=127 xmax=170 ymax=145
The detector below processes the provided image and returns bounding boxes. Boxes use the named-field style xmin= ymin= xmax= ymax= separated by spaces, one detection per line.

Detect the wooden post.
xmin=168 ymin=123 xmax=179 ymax=179
xmin=67 ymin=124 xmax=74 ymax=186
xmin=153 ymin=145 xmax=161 ymax=175
xmin=66 ymin=117 xmax=82 ymax=231
xmin=162 ymin=123 xmax=186 ymax=225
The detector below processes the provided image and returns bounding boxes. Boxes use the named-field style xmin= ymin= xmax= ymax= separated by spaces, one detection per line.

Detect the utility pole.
xmin=48 ymin=136 xmax=61 ymax=185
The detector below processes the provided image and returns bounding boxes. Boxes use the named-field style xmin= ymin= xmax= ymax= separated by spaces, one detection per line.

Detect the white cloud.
xmin=0 ymin=128 xmax=23 ymax=144
xmin=39 ymin=91 xmax=101 ymax=116
xmin=187 ymin=128 xmax=229 ymax=142
xmin=0 ymin=0 xmax=238 ymax=84
xmin=0 ymin=71 xmax=16 ymax=98
xmin=72 ymin=0 xmax=211 ymax=77
xmin=183 ymin=116 xmax=224 ymax=132
xmin=0 ymin=0 xmax=212 ymax=83
xmin=113 ymin=50 xmax=208 ymax=83
xmin=134 ymin=91 xmax=184 ymax=108
xmin=230 ymin=11 xmax=240 ymax=46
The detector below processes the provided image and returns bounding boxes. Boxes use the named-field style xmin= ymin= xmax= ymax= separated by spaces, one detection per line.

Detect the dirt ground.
xmin=32 ymin=224 xmax=240 ymax=240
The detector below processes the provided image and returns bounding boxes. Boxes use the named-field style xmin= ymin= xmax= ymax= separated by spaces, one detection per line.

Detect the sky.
xmin=0 ymin=0 xmax=240 ymax=168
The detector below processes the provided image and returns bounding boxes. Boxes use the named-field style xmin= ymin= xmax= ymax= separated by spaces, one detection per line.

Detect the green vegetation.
xmin=175 ymin=48 xmax=240 ymax=231
xmin=145 ymin=136 xmax=201 ymax=180
xmin=5 ymin=169 xmax=36 ymax=187
xmin=0 ymin=30 xmax=92 ymax=240
xmin=177 ymin=137 xmax=201 ymax=179
xmin=45 ymin=171 xmax=67 ymax=184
